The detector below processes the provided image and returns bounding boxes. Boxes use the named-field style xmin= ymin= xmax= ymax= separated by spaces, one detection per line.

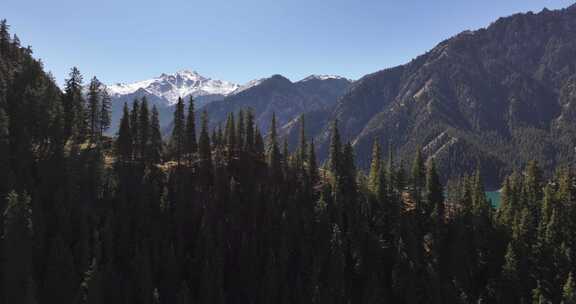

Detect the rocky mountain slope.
xmin=286 ymin=5 xmax=576 ymax=187
xmin=202 ymin=74 xmax=352 ymax=132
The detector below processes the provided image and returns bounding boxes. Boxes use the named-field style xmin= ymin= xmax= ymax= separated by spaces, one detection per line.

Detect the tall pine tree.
xmin=185 ymin=97 xmax=197 ymax=163
xmin=171 ymin=97 xmax=185 ymax=165
xmin=116 ymin=103 xmax=132 ymax=162
xmin=87 ymin=77 xmax=102 ymax=141
xmin=148 ymin=106 xmax=163 ymax=164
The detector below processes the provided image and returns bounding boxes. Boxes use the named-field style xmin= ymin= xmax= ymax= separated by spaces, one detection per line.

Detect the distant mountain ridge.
xmin=107 ymin=70 xmax=241 ymax=133
xmin=107 ymin=71 xmax=353 ymax=135
xmin=108 ymin=70 xmax=239 ymax=106
xmin=201 ymin=74 xmax=352 ymax=132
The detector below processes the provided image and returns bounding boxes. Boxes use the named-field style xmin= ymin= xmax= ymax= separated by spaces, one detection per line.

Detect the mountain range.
xmin=107 ymin=71 xmax=352 ymax=135
xmin=107 ymin=4 xmax=576 ymax=188
xmin=201 ymin=74 xmax=351 ymax=132
xmin=107 ymin=70 xmax=240 ymax=132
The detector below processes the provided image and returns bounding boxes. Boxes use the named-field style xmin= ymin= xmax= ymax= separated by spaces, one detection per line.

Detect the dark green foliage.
xmin=130 ymin=99 xmax=140 ymax=158
xmin=267 ymin=113 xmax=281 ymax=180
xmin=139 ymin=97 xmax=150 ymax=161
xmin=170 ymin=97 xmax=185 ymax=164
xmin=63 ymin=67 xmax=85 ymax=140
xmin=149 ymin=106 xmax=163 ymax=164
xmin=0 ymin=107 xmax=13 ymax=197
xmin=236 ymin=109 xmax=245 ymax=151
xmin=411 ymin=147 xmax=425 ymax=208
xmin=563 ymin=273 xmax=576 ymax=304
xmin=3 ymin=192 xmax=33 ymax=304
xmin=87 ymin=77 xmax=102 ymax=140
xmin=308 ymin=140 xmax=318 ymax=185
xmin=116 ymin=103 xmax=132 ymax=161
xmin=244 ymin=109 xmax=255 ymax=151
xmin=185 ymin=96 xmax=197 ymax=162
xmin=328 ymin=119 xmax=342 ymax=175
xmin=99 ymin=88 xmax=112 ymax=137
xmin=368 ymin=140 xmax=382 ymax=194
xmin=426 ymin=159 xmax=444 ymax=221
xmin=3 ymin=16 xmax=576 ymax=304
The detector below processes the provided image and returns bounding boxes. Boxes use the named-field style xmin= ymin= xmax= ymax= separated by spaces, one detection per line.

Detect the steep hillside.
xmin=295 ymin=5 xmax=576 ymax=187
xmin=201 ymin=74 xmax=351 ymax=132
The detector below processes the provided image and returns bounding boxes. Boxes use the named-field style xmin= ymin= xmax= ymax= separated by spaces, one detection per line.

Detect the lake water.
xmin=486 ymin=191 xmax=501 ymax=208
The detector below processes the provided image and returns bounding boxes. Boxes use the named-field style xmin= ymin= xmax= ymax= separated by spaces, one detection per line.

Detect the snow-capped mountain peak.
xmin=108 ymin=70 xmax=240 ymax=106
xmin=300 ymin=75 xmax=350 ymax=82
xmin=230 ymin=78 xmax=267 ymax=95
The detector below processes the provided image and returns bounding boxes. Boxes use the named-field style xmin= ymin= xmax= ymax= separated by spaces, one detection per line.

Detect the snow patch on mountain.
xmin=108 ymin=70 xmax=240 ymax=105
xmin=300 ymin=75 xmax=350 ymax=82
xmin=231 ymin=78 xmax=267 ymax=95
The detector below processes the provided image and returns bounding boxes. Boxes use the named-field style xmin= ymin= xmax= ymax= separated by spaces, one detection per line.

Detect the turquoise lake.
xmin=486 ymin=191 xmax=501 ymax=208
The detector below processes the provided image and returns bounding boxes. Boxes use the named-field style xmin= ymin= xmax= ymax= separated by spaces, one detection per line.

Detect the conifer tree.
xmin=99 ymin=87 xmax=112 ymax=138
xmin=545 ymin=209 xmax=561 ymax=246
xmin=386 ymin=142 xmax=395 ymax=194
xmin=282 ymin=137 xmax=289 ymax=169
xmin=425 ymin=159 xmax=444 ymax=220
xmin=139 ymin=98 xmax=150 ymax=162
xmin=267 ymin=113 xmax=281 ymax=179
xmin=537 ymin=185 xmax=554 ymax=240
xmin=0 ymin=107 xmax=13 ymax=196
xmin=308 ymin=141 xmax=319 ymax=185
xmin=341 ymin=143 xmax=357 ymax=193
xmin=130 ymin=99 xmax=141 ymax=158
xmin=0 ymin=20 xmax=9 ymax=55
xmin=3 ymin=192 xmax=33 ymax=304
xmin=411 ymin=147 xmax=425 ymax=206
xmin=532 ymin=284 xmax=546 ymax=304
xmin=524 ymin=160 xmax=543 ymax=205
xmin=563 ymin=273 xmax=576 ymax=304
xmin=216 ymin=126 xmax=224 ymax=149
xmin=501 ymin=243 xmax=520 ymax=300
xmin=198 ymin=110 xmax=213 ymax=180
xmin=170 ymin=97 xmax=185 ymax=164
xmin=470 ymin=168 xmax=490 ymax=217
xmin=116 ymin=103 xmax=132 ymax=162
xmin=211 ymin=128 xmax=219 ymax=148
xmin=185 ymin=97 xmax=197 ymax=162
xmin=237 ymin=109 xmax=245 ymax=151
xmin=298 ymin=115 xmax=307 ymax=169
xmin=149 ymin=106 xmax=163 ymax=164
xmin=329 ymin=120 xmax=342 ymax=177
xmin=368 ymin=140 xmax=382 ymax=194
xmin=63 ymin=67 xmax=85 ymax=140
xmin=327 ymin=224 xmax=346 ymax=303
xmin=80 ymin=259 xmax=100 ymax=304
xmin=497 ymin=177 xmax=514 ymax=227
xmin=225 ymin=112 xmax=236 ymax=152
xmin=245 ymin=109 xmax=255 ymax=152
xmin=254 ymin=128 xmax=265 ymax=160
xmin=87 ymin=77 xmax=102 ymax=140
xmin=11 ymin=34 xmax=21 ymax=60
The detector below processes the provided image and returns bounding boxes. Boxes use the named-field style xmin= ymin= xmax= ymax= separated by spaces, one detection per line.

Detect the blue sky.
xmin=3 ymin=0 xmax=574 ymax=86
